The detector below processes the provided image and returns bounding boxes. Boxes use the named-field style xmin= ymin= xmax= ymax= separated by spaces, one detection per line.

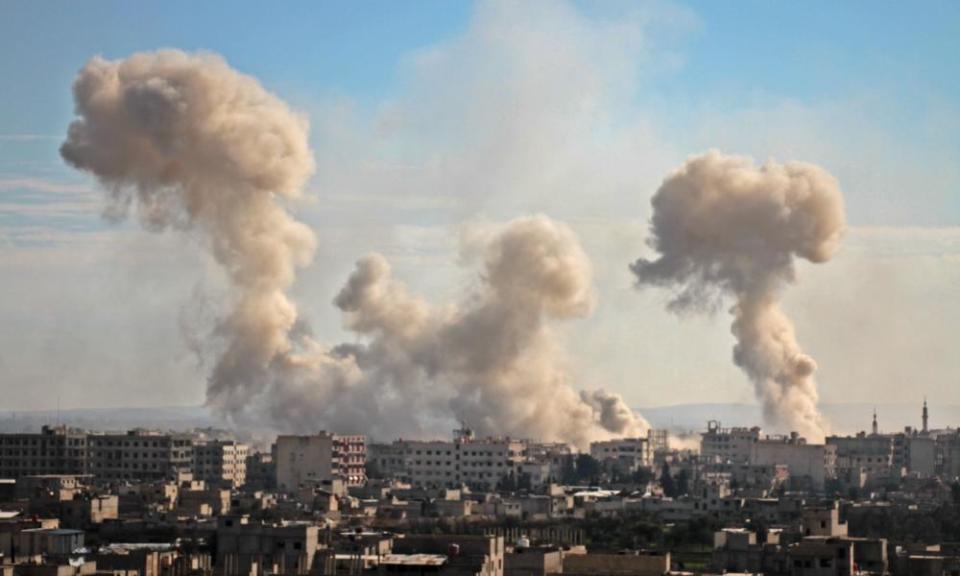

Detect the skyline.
xmin=1 ymin=1 xmax=958 ymax=434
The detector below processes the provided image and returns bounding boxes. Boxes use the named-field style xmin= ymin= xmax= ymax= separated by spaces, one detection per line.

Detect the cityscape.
xmin=1 ymin=1 xmax=959 ymax=575
xmin=1 ymin=404 xmax=960 ymax=574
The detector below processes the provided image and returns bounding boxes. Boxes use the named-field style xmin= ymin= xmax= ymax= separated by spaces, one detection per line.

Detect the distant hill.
xmin=638 ymin=402 xmax=960 ymax=436
xmin=0 ymin=405 xmax=214 ymax=433
xmin=1 ymin=402 xmax=956 ymax=438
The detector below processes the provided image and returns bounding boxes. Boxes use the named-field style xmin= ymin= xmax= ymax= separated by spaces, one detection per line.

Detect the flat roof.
xmin=381 ymin=554 xmax=447 ymax=566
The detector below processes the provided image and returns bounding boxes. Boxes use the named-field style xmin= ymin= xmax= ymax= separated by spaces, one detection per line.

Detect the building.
xmin=215 ymin=516 xmax=323 ymax=576
xmin=86 ymin=430 xmax=193 ymax=482
xmin=0 ymin=427 xmax=88 ymax=479
xmin=390 ymin=534 xmax=504 ymax=576
xmin=275 ymin=432 xmax=366 ymax=493
xmin=368 ymin=429 xmax=528 ymax=490
xmin=563 ymin=551 xmax=670 ymax=576
xmin=827 ymin=432 xmax=895 ymax=487
xmin=193 ymin=440 xmax=248 ymax=488
xmin=751 ymin=433 xmax=836 ymax=492
xmin=701 ymin=422 xmax=835 ymax=491
xmin=701 ymin=422 xmax=761 ymax=465
xmin=589 ymin=437 xmax=651 ymax=473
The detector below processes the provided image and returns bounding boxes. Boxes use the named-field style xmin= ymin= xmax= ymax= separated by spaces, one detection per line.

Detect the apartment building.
xmin=751 ymin=433 xmax=836 ymax=491
xmin=87 ymin=429 xmax=194 ymax=481
xmin=701 ymin=423 xmax=836 ymax=491
xmin=368 ymin=428 xmax=527 ymax=490
xmin=193 ymin=440 xmax=248 ymax=488
xmin=275 ymin=432 xmax=366 ymax=493
xmin=0 ymin=426 xmax=88 ymax=478
xmin=701 ymin=422 xmax=761 ymax=464
xmin=589 ymin=436 xmax=652 ymax=472
xmin=828 ymin=432 xmax=896 ymax=486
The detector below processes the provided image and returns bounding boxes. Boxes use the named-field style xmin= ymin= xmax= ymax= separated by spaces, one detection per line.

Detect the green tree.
xmin=675 ymin=468 xmax=690 ymax=496
xmin=576 ymin=454 xmax=602 ymax=483
xmin=660 ymin=462 xmax=678 ymax=497
xmin=632 ymin=466 xmax=654 ymax=486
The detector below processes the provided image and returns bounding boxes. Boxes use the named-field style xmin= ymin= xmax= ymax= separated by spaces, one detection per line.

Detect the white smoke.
xmin=61 ymin=50 xmax=645 ymax=447
xmin=630 ymin=151 xmax=845 ymax=442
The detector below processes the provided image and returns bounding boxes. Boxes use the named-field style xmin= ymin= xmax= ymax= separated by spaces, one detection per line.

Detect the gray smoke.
xmin=61 ymin=50 xmax=645 ymax=446
xmin=630 ymin=151 xmax=845 ymax=442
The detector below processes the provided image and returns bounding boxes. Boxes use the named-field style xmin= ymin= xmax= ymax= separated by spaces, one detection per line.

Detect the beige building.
xmin=589 ymin=437 xmax=652 ymax=472
xmin=275 ymin=432 xmax=366 ymax=493
xmin=701 ymin=423 xmax=835 ymax=491
xmin=193 ymin=440 xmax=248 ymax=488
xmin=370 ymin=429 xmax=528 ymax=490
xmin=215 ymin=516 xmax=323 ymax=576
xmin=701 ymin=422 xmax=761 ymax=465
xmin=751 ymin=433 xmax=836 ymax=491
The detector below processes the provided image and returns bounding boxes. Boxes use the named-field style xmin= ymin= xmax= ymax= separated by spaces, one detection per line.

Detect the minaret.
xmin=872 ymin=408 xmax=878 ymax=436
xmin=923 ymin=397 xmax=929 ymax=434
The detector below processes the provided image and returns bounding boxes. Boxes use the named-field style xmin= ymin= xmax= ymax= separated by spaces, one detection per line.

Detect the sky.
xmin=1 ymin=0 xmax=958 ymax=430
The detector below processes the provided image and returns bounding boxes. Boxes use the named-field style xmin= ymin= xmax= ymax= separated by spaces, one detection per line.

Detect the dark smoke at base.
xmin=630 ymin=151 xmax=845 ymax=442
xmin=61 ymin=50 xmax=647 ymax=447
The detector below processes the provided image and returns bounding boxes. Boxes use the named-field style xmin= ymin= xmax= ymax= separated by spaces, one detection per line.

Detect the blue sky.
xmin=2 ymin=1 xmax=958 ymax=225
xmin=0 ymin=0 xmax=958 ymax=422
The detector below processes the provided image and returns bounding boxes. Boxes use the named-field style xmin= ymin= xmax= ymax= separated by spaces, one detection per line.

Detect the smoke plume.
xmin=276 ymin=215 xmax=649 ymax=445
xmin=630 ymin=151 xmax=845 ymax=442
xmin=61 ymin=50 xmax=316 ymax=419
xmin=61 ymin=50 xmax=645 ymax=446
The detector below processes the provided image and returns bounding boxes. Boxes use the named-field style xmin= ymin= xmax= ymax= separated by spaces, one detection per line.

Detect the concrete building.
xmin=701 ymin=422 xmax=761 ymax=464
xmin=751 ymin=434 xmax=836 ymax=492
xmin=369 ymin=429 xmax=527 ymax=490
xmin=390 ymin=534 xmax=504 ymax=576
xmin=244 ymin=451 xmax=275 ymax=491
xmin=16 ymin=528 xmax=84 ymax=559
xmin=0 ymin=427 xmax=88 ymax=479
xmin=96 ymin=542 xmax=212 ymax=576
xmin=86 ymin=430 xmax=193 ymax=482
xmin=589 ymin=437 xmax=651 ymax=473
xmin=215 ymin=516 xmax=324 ymax=576
xmin=275 ymin=432 xmax=366 ymax=493
xmin=828 ymin=432 xmax=895 ymax=487
xmin=562 ymin=551 xmax=670 ymax=575
xmin=192 ymin=440 xmax=248 ymax=488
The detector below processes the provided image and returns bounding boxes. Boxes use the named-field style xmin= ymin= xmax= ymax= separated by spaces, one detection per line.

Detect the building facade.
xmin=86 ymin=430 xmax=194 ymax=482
xmin=0 ymin=426 xmax=88 ymax=479
xmin=275 ymin=432 xmax=366 ymax=492
xmin=193 ymin=440 xmax=248 ymax=488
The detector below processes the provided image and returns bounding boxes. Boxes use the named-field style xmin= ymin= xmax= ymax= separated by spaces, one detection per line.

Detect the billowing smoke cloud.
xmin=60 ymin=50 xmax=316 ymax=419
xmin=61 ymin=50 xmax=645 ymax=446
xmin=319 ymin=216 xmax=649 ymax=446
xmin=630 ymin=151 xmax=845 ymax=442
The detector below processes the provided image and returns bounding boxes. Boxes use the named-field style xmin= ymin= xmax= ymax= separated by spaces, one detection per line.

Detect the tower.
xmin=923 ymin=397 xmax=929 ymax=434
xmin=872 ymin=408 xmax=878 ymax=436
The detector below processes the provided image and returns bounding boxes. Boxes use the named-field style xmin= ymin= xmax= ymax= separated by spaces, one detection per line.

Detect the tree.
xmin=675 ymin=468 xmax=690 ymax=496
xmin=660 ymin=463 xmax=678 ymax=498
xmin=632 ymin=466 xmax=654 ymax=486
xmin=575 ymin=454 xmax=603 ymax=483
